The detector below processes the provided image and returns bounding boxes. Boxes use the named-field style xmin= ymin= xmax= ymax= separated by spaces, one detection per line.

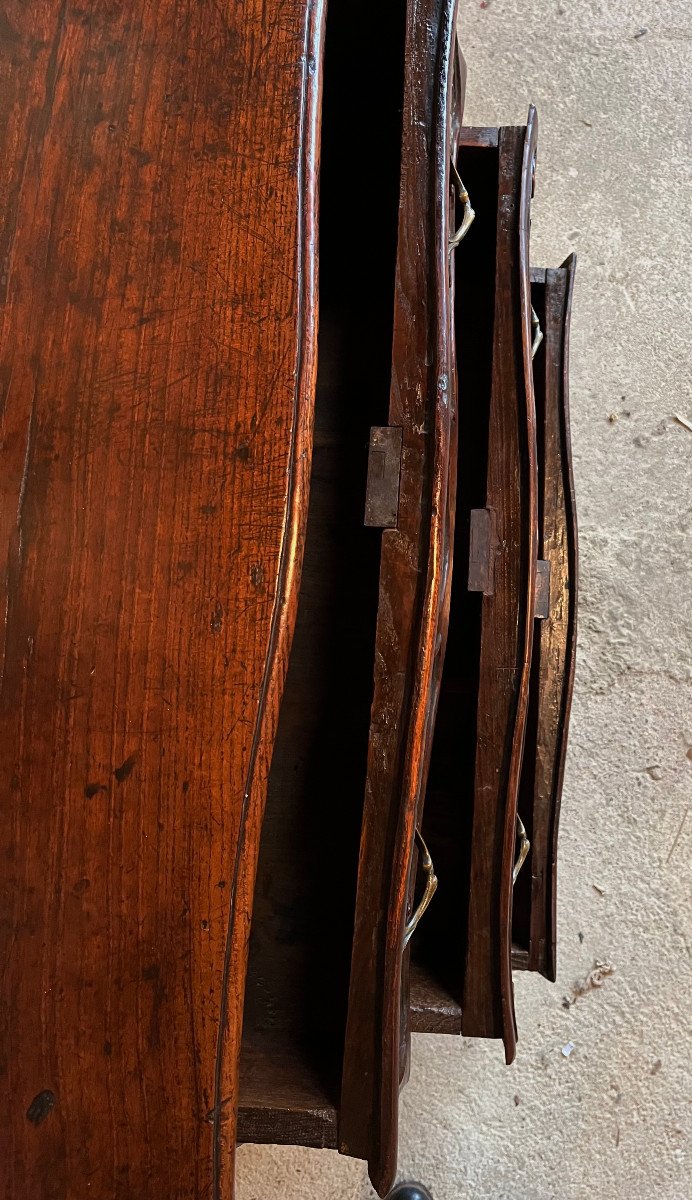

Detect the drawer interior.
xmin=238 ymin=0 xmax=407 ymax=1145
xmin=410 ymin=137 xmax=500 ymax=1022
xmin=410 ymin=117 xmax=539 ymax=1059
xmin=410 ymin=133 xmax=576 ymax=1038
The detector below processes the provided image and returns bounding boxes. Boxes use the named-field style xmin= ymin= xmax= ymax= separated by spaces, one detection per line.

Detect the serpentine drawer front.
xmin=409 ymin=117 xmax=578 ymax=1057
xmin=239 ymin=3 xmax=462 ymax=1197
xmin=512 ymin=257 xmax=578 ymax=981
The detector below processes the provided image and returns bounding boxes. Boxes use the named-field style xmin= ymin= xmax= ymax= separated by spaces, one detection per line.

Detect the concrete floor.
xmin=237 ymin=2 xmax=692 ymax=1197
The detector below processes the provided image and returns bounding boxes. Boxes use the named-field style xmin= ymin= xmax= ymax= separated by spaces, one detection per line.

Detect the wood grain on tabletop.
xmin=0 ymin=2 xmax=324 ymax=1196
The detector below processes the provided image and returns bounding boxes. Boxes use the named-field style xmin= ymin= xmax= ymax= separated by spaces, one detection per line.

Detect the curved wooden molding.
xmin=513 ymin=254 xmax=578 ymax=982
xmin=460 ymin=108 xmax=539 ymax=1065
xmin=339 ymin=2 xmax=461 ymax=1193
xmin=213 ymin=4 xmax=327 ymax=1196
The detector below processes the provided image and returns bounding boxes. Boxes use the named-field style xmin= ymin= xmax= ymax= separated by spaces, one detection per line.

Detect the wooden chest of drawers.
xmin=0 ymin=3 xmax=577 ymax=1197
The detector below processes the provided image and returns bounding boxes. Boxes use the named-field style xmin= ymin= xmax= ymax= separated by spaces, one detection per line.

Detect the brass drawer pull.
xmin=513 ymin=814 xmax=530 ymax=885
xmin=404 ymin=829 xmax=438 ymax=948
xmin=531 ymin=305 xmax=543 ymax=359
xmin=450 ymin=159 xmax=475 ymax=249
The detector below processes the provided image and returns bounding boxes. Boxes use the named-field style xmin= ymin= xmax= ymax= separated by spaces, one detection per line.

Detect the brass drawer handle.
xmin=450 ymin=159 xmax=475 ymax=249
xmin=531 ymin=305 xmax=543 ymax=359
xmin=513 ymin=814 xmax=530 ymax=885
xmin=403 ymin=829 xmax=438 ymax=948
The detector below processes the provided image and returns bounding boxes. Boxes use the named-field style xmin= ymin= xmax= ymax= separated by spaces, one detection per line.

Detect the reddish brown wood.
xmin=400 ymin=30 xmax=466 ymax=1091
xmin=339 ymin=5 xmax=462 ymax=1193
xmin=0 ymin=3 xmax=325 ymax=1197
xmin=513 ymin=255 xmax=578 ymax=981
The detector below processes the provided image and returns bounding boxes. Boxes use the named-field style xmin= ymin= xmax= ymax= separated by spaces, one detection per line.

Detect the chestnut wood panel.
xmin=0 ymin=3 xmax=325 ymax=1198
xmin=339 ymin=4 xmax=460 ymax=1193
xmin=513 ymin=256 xmax=578 ymax=980
xmin=459 ymin=112 xmax=538 ymax=1063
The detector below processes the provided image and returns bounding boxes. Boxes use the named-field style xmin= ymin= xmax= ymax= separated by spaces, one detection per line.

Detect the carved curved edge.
xmin=544 ymin=251 xmax=578 ymax=981
xmin=512 ymin=254 xmax=577 ymax=982
xmin=388 ymin=6 xmax=466 ymax=1095
xmin=411 ymin=37 xmax=467 ymax=862
xmin=338 ymin=2 xmax=460 ymax=1194
xmin=459 ymin=108 xmax=538 ymax=1064
xmin=214 ymin=4 xmax=327 ymax=1196
xmin=497 ymin=104 xmax=539 ymax=1064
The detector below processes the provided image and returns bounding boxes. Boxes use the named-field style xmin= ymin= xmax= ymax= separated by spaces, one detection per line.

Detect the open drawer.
xmin=239 ymin=3 xmax=463 ymax=1196
xmin=409 ymin=110 xmax=539 ymax=1060
xmin=409 ymin=117 xmax=578 ymax=1050
xmin=512 ymin=256 xmax=578 ymax=980
xmin=237 ymin=0 xmax=410 ymax=1158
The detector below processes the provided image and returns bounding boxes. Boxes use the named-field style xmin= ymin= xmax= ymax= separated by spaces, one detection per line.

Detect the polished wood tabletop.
xmin=0 ymin=3 xmax=324 ymax=1197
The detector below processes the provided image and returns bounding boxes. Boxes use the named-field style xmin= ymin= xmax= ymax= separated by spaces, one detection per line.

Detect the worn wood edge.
xmin=409 ymin=961 xmax=462 ymax=1034
xmin=511 ymin=945 xmax=530 ymax=971
xmin=459 ymin=126 xmax=499 ymax=148
xmin=376 ymin=1 xmax=461 ymax=1187
xmin=514 ymin=268 xmax=550 ymax=976
xmin=236 ymin=1033 xmax=337 ymax=1151
xmin=213 ymin=5 xmax=327 ymax=1196
xmin=404 ymin=23 xmax=464 ymax=1056
xmin=236 ymin=1107 xmax=338 ymax=1151
xmin=520 ymin=256 xmax=577 ymax=983
xmin=495 ymin=105 xmax=539 ymax=1065
xmin=545 ymin=251 xmax=578 ymax=983
xmin=460 ymin=113 xmax=539 ymax=1059
xmin=338 ymin=3 xmax=459 ymax=1194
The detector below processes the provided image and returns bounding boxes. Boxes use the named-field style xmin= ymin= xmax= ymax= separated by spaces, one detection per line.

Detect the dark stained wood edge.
xmin=214 ymin=5 xmax=327 ymax=1196
xmin=409 ymin=960 xmax=462 ymax=1034
xmin=376 ymin=7 xmax=462 ymax=1179
xmin=338 ymin=3 xmax=459 ymax=1194
xmin=511 ymin=945 xmax=530 ymax=971
xmin=237 ymin=1108 xmax=338 ymax=1151
xmin=543 ymin=252 xmax=578 ymax=980
xmin=410 ymin=945 xmax=545 ymax=1030
xmin=496 ymin=104 xmax=539 ymax=1060
xmin=512 ymin=254 xmax=577 ymax=982
xmin=400 ymin=14 xmax=466 ymax=1091
xmin=236 ymin=1035 xmax=337 ymax=1150
xmin=460 ymin=108 xmax=538 ymax=1065
xmin=399 ymin=30 xmax=466 ymax=1090
xmin=460 ymin=127 xmax=500 ymax=149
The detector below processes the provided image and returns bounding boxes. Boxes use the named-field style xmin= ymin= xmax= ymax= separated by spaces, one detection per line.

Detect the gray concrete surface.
xmin=237 ymin=3 xmax=692 ymax=1196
